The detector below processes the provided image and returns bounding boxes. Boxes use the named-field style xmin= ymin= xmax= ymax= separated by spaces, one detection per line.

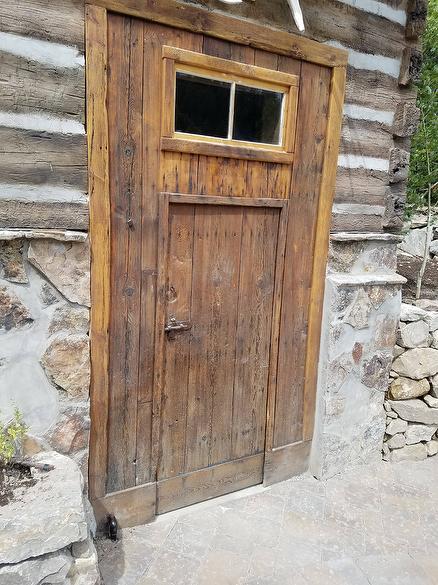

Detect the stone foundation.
xmin=383 ymin=301 xmax=438 ymax=462
xmin=0 ymin=232 xmax=91 ymax=480
xmin=310 ymin=233 xmax=405 ymax=479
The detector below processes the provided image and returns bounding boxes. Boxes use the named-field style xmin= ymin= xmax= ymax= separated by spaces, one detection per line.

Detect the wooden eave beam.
xmin=86 ymin=0 xmax=348 ymax=68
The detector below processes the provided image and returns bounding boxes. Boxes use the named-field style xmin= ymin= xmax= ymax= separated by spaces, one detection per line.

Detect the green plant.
xmin=407 ymin=0 xmax=438 ymax=211
xmin=0 ymin=409 xmax=28 ymax=465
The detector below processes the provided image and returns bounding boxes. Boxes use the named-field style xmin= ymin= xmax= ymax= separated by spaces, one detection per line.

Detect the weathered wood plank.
xmin=86 ymin=3 xmax=110 ymax=501
xmin=184 ymin=205 xmax=243 ymax=472
xmin=264 ymin=440 xmax=311 ymax=486
xmin=0 ymin=52 xmax=85 ymax=122
xmin=88 ymin=0 xmax=347 ymax=67
xmin=93 ymin=482 xmax=156 ymax=532
xmin=274 ymin=62 xmax=331 ymax=448
xmin=0 ymin=127 xmax=87 ymax=190
xmin=157 ymin=453 xmax=263 ymax=514
xmin=0 ymin=199 xmax=88 ymax=230
xmin=106 ymin=14 xmax=144 ymax=494
xmin=232 ymin=208 xmax=279 ymax=459
xmin=303 ymin=65 xmax=346 ymax=442
xmin=0 ymin=0 xmax=85 ymax=50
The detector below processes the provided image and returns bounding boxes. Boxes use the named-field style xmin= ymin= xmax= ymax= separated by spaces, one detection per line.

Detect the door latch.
xmin=165 ymin=317 xmax=192 ymax=339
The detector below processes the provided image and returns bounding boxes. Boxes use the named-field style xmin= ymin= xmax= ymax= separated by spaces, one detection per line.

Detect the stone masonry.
xmin=311 ymin=233 xmax=406 ymax=479
xmin=0 ymin=234 xmax=91 ymax=480
xmin=383 ymin=300 xmax=438 ymax=462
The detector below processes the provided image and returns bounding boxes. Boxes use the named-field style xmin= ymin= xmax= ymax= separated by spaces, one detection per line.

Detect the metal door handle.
xmin=165 ymin=317 xmax=192 ymax=338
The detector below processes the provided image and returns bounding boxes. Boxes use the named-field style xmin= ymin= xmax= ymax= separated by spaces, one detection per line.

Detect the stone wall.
xmin=383 ymin=301 xmax=438 ymax=462
xmin=0 ymin=233 xmax=91 ymax=480
xmin=310 ymin=233 xmax=405 ymax=479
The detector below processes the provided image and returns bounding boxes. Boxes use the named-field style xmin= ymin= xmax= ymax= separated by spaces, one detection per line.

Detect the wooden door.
xmin=87 ymin=6 xmax=346 ymax=530
xmin=155 ymin=196 xmax=287 ymax=513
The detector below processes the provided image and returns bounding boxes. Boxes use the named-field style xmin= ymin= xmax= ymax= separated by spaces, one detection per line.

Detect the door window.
xmin=161 ymin=46 xmax=299 ymax=163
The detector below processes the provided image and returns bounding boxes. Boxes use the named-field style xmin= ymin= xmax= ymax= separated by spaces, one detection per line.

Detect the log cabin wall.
xmin=0 ymin=0 xmax=425 ymax=235
xmin=0 ymin=0 xmax=425 ymax=483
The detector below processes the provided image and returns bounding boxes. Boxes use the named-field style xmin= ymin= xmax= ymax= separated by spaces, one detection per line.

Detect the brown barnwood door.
xmin=88 ymin=6 xmax=343 ymax=528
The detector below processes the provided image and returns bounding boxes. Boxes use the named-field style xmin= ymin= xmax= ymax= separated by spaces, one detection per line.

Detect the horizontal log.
xmin=0 ymin=0 xmax=84 ymax=50
xmin=0 ymin=52 xmax=85 ymax=122
xmin=303 ymin=0 xmax=406 ymax=59
xmin=335 ymin=167 xmax=388 ymax=205
xmin=340 ymin=118 xmax=393 ymax=158
xmin=0 ymin=127 xmax=87 ymax=190
xmin=345 ymin=67 xmax=416 ymax=112
xmin=0 ymin=200 xmax=89 ymax=230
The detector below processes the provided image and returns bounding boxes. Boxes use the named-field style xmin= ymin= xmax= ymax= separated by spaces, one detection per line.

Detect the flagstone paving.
xmin=97 ymin=457 xmax=438 ymax=585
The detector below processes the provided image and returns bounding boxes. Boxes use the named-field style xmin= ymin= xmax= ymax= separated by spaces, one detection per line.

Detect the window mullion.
xmin=228 ymin=82 xmax=236 ymax=140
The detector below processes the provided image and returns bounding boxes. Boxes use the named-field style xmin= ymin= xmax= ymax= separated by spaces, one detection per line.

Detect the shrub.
xmin=0 ymin=409 xmax=28 ymax=465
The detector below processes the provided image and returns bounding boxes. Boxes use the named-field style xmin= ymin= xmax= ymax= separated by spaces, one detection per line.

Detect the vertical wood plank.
xmin=156 ymin=30 xmax=203 ymax=482
xmin=274 ymin=62 xmax=331 ymax=449
xmin=87 ymin=4 xmax=110 ymax=501
xmin=267 ymin=54 xmax=302 ymax=199
xmin=231 ymin=208 xmax=279 ymax=459
xmin=135 ymin=22 xmax=166 ymax=485
xmin=106 ymin=15 xmax=144 ymax=493
xmin=158 ymin=203 xmax=195 ymax=479
xmin=185 ymin=206 xmax=243 ymax=472
xmin=264 ymin=204 xmax=289 ymax=453
xmin=303 ymin=66 xmax=346 ymax=441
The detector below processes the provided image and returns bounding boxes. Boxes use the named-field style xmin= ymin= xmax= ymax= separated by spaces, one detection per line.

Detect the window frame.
xmin=161 ymin=46 xmax=300 ymax=164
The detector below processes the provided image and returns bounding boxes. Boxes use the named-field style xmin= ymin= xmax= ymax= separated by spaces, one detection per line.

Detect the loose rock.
xmin=389 ymin=443 xmax=428 ymax=462
xmin=427 ymin=440 xmax=438 ymax=456
xmin=389 ymin=377 xmax=429 ymax=400
xmin=398 ymin=227 xmax=427 ymax=258
xmin=400 ymin=303 xmax=427 ymax=322
xmin=405 ymin=423 xmax=438 ymax=445
xmin=424 ymin=312 xmax=438 ymax=332
xmin=424 ymin=394 xmax=438 ymax=408
xmin=386 ymin=433 xmax=406 ymax=449
xmin=393 ymin=345 xmax=405 ymax=358
xmin=392 ymin=348 xmax=438 ymax=379
xmin=397 ymin=320 xmax=429 ymax=348
xmin=386 ymin=418 xmax=408 ymax=436
xmin=388 ymin=399 xmax=438 ymax=425
xmin=430 ymin=373 xmax=438 ymax=398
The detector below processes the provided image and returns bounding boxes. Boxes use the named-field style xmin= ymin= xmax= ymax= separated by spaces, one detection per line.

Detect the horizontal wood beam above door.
xmin=86 ymin=0 xmax=348 ymax=68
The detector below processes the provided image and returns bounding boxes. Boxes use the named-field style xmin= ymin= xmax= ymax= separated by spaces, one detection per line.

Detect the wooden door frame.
xmin=86 ymin=1 xmax=347 ymax=521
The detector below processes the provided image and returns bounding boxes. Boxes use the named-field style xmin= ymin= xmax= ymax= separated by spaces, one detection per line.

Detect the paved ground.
xmin=97 ymin=457 xmax=438 ymax=585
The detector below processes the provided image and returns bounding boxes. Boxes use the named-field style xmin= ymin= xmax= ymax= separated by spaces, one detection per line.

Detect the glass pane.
xmin=233 ymin=85 xmax=283 ymax=145
xmin=175 ymin=72 xmax=231 ymax=139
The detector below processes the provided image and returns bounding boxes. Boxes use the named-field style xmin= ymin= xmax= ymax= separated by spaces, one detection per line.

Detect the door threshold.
xmin=154 ymin=482 xmax=268 ymax=523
